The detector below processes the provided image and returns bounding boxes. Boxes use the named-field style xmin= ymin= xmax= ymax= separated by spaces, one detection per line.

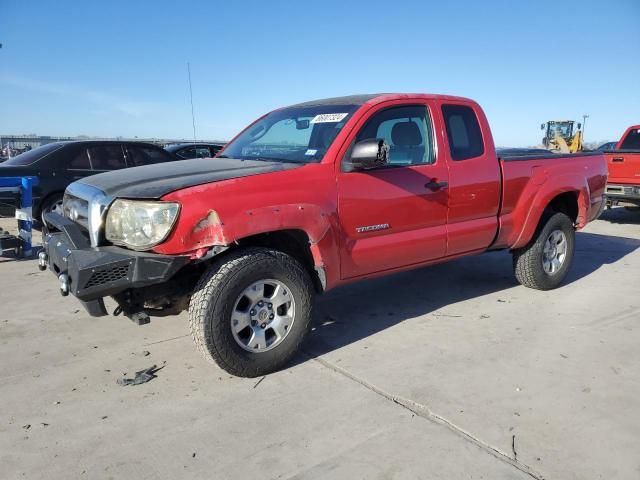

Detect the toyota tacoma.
xmin=40 ymin=94 xmax=607 ymax=377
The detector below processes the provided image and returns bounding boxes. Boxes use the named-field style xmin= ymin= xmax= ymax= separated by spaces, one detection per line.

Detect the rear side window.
xmin=175 ymin=147 xmax=197 ymax=159
xmin=69 ymin=148 xmax=91 ymax=169
xmin=128 ymin=146 xmax=174 ymax=166
xmin=210 ymin=145 xmax=223 ymax=156
xmin=88 ymin=145 xmax=126 ymax=170
xmin=442 ymin=104 xmax=484 ymax=161
xmin=620 ymin=128 xmax=640 ymax=150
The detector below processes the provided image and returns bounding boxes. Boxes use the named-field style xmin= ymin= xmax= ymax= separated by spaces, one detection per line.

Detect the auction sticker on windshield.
xmin=310 ymin=113 xmax=349 ymax=123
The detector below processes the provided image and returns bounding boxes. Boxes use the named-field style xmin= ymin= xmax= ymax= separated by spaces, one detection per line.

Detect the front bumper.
xmin=42 ymin=212 xmax=189 ymax=316
xmin=605 ymin=184 xmax=640 ymax=207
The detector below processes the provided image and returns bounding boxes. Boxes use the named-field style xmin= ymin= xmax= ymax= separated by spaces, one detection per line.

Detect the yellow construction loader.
xmin=540 ymin=120 xmax=583 ymax=153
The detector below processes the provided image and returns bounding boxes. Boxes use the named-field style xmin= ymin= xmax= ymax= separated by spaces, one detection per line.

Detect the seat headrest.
xmin=391 ymin=121 xmax=422 ymax=146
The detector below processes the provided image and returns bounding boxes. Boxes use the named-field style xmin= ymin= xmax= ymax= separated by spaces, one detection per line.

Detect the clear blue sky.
xmin=1 ymin=0 xmax=638 ymax=146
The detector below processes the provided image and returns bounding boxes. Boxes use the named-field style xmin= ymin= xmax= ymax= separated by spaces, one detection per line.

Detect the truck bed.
xmin=492 ymin=151 xmax=607 ymax=249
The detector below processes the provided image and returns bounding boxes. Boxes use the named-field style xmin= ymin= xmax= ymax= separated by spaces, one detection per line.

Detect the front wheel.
xmin=512 ymin=212 xmax=575 ymax=290
xmin=40 ymin=193 xmax=64 ymax=226
xmin=189 ymin=247 xmax=314 ymax=377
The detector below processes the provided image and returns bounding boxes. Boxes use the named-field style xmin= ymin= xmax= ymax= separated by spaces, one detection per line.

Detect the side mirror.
xmin=348 ymin=138 xmax=389 ymax=171
xmin=540 ymin=123 xmax=545 ymax=130
xmin=577 ymin=122 xmax=582 ymax=130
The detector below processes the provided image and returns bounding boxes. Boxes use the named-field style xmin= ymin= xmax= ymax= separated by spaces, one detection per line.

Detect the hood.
xmin=78 ymin=158 xmax=302 ymax=199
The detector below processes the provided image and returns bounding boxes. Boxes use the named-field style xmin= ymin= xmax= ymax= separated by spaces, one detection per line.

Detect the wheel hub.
xmin=231 ymin=279 xmax=295 ymax=352
xmin=542 ymin=229 xmax=568 ymax=275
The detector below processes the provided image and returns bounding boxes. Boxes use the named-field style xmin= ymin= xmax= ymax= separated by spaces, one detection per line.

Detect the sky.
xmin=0 ymin=0 xmax=639 ymax=146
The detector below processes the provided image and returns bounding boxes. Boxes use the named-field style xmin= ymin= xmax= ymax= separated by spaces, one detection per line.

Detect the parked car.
xmin=164 ymin=143 xmax=224 ymax=159
xmin=604 ymin=125 xmax=640 ymax=208
xmin=41 ymin=93 xmax=606 ymax=377
xmin=596 ymin=142 xmax=617 ymax=152
xmin=0 ymin=141 xmax=177 ymax=223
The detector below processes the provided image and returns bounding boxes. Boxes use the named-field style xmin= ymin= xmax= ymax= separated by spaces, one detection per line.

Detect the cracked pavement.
xmin=1 ymin=208 xmax=639 ymax=479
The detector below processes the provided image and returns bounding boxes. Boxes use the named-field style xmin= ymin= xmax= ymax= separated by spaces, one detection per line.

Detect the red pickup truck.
xmin=41 ymin=94 xmax=607 ymax=377
xmin=604 ymin=125 xmax=640 ymax=208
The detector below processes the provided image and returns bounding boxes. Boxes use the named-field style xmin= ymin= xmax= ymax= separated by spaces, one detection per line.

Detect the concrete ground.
xmin=1 ymin=208 xmax=639 ymax=480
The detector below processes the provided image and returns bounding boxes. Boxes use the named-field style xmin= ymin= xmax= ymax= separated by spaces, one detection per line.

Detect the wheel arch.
xmin=222 ymin=229 xmax=328 ymax=293
xmin=36 ymin=190 xmax=64 ymax=220
xmin=512 ymin=186 xmax=586 ymax=249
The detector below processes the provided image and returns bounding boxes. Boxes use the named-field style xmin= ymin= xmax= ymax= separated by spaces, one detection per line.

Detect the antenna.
xmin=187 ymin=62 xmax=197 ymax=141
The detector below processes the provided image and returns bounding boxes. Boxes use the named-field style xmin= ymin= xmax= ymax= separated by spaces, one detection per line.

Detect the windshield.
xmin=619 ymin=128 xmax=640 ymax=150
xmin=2 ymin=142 xmax=65 ymax=166
xmin=221 ymin=104 xmax=360 ymax=163
xmin=548 ymin=122 xmax=573 ymax=139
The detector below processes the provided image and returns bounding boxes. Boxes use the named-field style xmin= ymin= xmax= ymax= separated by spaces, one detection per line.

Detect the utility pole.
xmin=582 ymin=114 xmax=589 ymax=144
xmin=187 ymin=62 xmax=197 ymax=141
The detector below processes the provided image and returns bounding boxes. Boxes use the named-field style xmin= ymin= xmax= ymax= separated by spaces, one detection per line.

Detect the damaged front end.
xmin=42 ymin=211 xmax=198 ymax=324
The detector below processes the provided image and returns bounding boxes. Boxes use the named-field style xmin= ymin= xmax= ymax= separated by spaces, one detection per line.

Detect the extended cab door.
xmin=437 ymin=101 xmax=501 ymax=255
xmin=336 ymin=102 xmax=449 ymax=279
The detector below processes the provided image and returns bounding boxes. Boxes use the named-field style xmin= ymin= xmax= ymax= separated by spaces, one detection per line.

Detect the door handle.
xmin=425 ymin=179 xmax=449 ymax=190
xmin=612 ymin=157 xmax=624 ymax=162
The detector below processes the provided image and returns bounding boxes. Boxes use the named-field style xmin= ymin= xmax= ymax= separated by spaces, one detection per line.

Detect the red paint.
xmin=604 ymin=125 xmax=640 ymax=185
xmin=157 ymin=94 xmax=607 ymax=291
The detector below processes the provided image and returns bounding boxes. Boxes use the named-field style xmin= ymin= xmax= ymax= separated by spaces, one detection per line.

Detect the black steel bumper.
xmin=42 ymin=212 xmax=189 ymax=316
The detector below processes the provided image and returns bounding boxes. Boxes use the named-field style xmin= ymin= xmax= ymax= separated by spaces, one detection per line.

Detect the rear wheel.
xmin=189 ymin=247 xmax=314 ymax=377
xmin=513 ymin=212 xmax=575 ymax=290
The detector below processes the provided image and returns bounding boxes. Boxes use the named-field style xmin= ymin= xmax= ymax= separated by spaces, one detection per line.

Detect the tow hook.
xmin=58 ymin=273 xmax=70 ymax=296
xmin=38 ymin=251 xmax=48 ymax=271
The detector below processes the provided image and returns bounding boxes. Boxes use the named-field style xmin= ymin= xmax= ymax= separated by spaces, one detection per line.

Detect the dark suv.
xmin=0 ymin=141 xmax=178 ymax=223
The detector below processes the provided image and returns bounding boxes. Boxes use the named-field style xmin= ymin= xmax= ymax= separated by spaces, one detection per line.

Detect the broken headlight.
xmin=105 ymin=199 xmax=180 ymax=250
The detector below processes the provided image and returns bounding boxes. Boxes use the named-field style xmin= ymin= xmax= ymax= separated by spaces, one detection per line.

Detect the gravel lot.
xmin=1 ymin=208 xmax=639 ymax=480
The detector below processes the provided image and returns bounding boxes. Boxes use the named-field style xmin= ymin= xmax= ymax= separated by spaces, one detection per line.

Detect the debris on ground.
xmin=22 ymin=424 xmax=31 ymax=430
xmin=511 ymin=434 xmax=517 ymax=460
xmin=253 ymin=376 xmax=265 ymax=389
xmin=117 ymin=364 xmax=165 ymax=386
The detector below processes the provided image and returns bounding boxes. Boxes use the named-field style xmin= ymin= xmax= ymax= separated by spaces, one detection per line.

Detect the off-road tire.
xmin=512 ymin=212 xmax=575 ymax=290
xmin=189 ymin=247 xmax=314 ymax=377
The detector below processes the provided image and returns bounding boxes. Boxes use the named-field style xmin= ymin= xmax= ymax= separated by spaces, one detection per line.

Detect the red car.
xmin=41 ymin=93 xmax=607 ymax=377
xmin=604 ymin=125 xmax=640 ymax=208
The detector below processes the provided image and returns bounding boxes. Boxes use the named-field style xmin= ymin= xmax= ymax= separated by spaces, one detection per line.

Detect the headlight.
xmin=105 ymin=199 xmax=180 ymax=250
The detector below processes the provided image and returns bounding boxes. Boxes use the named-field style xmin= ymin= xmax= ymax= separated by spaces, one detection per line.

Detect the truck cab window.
xmin=442 ymin=104 xmax=484 ymax=161
xmin=620 ymin=129 xmax=640 ymax=150
xmin=354 ymin=106 xmax=433 ymax=166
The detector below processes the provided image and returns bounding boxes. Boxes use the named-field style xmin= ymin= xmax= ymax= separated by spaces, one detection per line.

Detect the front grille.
xmin=85 ymin=265 xmax=130 ymax=289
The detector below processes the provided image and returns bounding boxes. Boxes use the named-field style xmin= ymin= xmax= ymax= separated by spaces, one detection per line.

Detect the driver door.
xmin=336 ymin=103 xmax=449 ymax=279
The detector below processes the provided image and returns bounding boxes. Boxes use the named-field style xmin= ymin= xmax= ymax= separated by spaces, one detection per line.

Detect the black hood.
xmin=78 ymin=158 xmax=302 ymax=199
